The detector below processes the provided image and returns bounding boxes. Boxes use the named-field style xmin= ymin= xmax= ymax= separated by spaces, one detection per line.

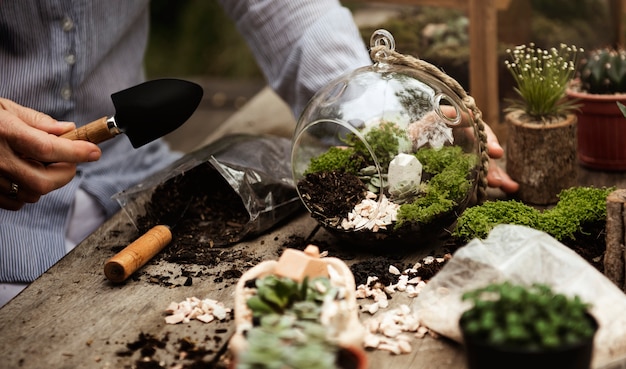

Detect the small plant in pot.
xmin=567 ymin=47 xmax=626 ymax=170
xmin=229 ymin=246 xmax=367 ymax=369
xmin=504 ymin=43 xmax=582 ymax=204
xmin=459 ymin=281 xmax=598 ymax=369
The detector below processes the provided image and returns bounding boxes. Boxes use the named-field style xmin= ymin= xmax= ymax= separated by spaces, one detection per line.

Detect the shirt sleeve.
xmin=218 ymin=0 xmax=372 ymax=118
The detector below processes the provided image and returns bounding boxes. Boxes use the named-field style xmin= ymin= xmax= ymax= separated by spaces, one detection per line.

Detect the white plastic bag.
xmin=412 ymin=224 xmax=626 ymax=369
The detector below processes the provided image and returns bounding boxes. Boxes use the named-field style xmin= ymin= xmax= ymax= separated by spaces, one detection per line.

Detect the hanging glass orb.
xmin=291 ymin=29 xmax=483 ymax=248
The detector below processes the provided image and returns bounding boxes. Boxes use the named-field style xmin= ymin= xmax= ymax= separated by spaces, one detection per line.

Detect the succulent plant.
xmin=460 ymin=281 xmax=596 ymax=349
xmin=579 ymin=48 xmax=626 ymax=94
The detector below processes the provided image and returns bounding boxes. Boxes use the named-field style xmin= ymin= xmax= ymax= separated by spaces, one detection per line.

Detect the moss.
xmin=537 ymin=186 xmax=615 ymax=241
xmin=304 ymin=147 xmax=363 ymax=175
xmin=397 ymin=146 xmax=476 ymax=226
xmin=416 ymin=146 xmax=472 ymax=174
xmin=453 ymin=200 xmax=540 ymax=241
xmin=396 ymin=187 xmax=455 ymax=225
xmin=452 ymin=186 xmax=615 ymax=242
xmin=427 ymin=156 xmax=476 ymax=202
xmin=344 ymin=121 xmax=406 ymax=169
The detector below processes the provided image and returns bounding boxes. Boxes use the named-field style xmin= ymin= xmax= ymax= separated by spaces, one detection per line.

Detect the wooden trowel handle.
xmin=61 ymin=116 xmax=121 ymax=144
xmin=104 ymin=225 xmax=172 ymax=283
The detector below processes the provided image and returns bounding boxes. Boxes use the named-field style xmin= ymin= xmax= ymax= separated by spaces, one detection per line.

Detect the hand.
xmin=483 ymin=124 xmax=519 ymax=194
xmin=0 ymin=98 xmax=102 ymax=210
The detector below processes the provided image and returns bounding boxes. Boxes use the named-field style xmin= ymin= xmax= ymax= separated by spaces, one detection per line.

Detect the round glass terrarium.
xmin=291 ymin=30 xmax=484 ymax=248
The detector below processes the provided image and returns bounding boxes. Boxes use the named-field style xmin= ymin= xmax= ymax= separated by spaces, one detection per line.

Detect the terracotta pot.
xmin=566 ymin=89 xmax=626 ymax=171
xmin=461 ymin=313 xmax=598 ymax=369
xmin=505 ymin=110 xmax=577 ymax=205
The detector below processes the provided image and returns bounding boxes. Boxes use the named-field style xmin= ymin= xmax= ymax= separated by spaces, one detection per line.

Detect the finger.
xmin=483 ymin=124 xmax=504 ymax=159
xmin=486 ymin=160 xmax=519 ymax=194
xmin=11 ymin=128 xmax=101 ymax=164
xmin=0 ymin=98 xmax=76 ymax=136
xmin=0 ymin=176 xmax=38 ymax=211
xmin=13 ymin=161 xmax=79 ymax=198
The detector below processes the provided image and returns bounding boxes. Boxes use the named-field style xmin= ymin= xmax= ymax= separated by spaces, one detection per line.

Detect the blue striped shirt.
xmin=0 ymin=0 xmax=370 ymax=282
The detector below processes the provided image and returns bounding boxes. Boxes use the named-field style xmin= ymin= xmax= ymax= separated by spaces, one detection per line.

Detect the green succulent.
xmin=460 ymin=281 xmax=596 ymax=349
xmin=579 ymin=48 xmax=626 ymax=94
xmin=240 ymin=275 xmax=342 ymax=369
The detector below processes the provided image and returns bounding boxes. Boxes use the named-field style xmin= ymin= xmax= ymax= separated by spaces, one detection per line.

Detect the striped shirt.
xmin=0 ymin=0 xmax=370 ymax=282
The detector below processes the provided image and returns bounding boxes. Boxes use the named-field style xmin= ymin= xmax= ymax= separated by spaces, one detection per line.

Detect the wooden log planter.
xmin=605 ymin=189 xmax=626 ymax=291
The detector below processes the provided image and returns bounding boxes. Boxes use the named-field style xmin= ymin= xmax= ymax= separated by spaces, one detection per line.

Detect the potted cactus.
xmin=566 ymin=47 xmax=626 ymax=170
xmin=459 ymin=281 xmax=598 ymax=369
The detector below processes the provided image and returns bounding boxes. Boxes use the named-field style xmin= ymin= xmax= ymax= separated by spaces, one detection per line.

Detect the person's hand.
xmin=483 ymin=123 xmax=519 ymax=194
xmin=0 ymin=98 xmax=102 ymax=210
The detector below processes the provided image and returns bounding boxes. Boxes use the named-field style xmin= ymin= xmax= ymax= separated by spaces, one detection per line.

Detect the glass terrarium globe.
xmin=291 ymin=30 xmax=482 ymax=248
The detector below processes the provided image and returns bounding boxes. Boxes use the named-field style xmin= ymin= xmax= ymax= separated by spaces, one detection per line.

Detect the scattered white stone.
xmin=341 ymin=193 xmax=399 ymax=232
xmin=164 ymin=297 xmax=231 ymax=324
xmin=353 ymin=257 xmax=453 ymax=354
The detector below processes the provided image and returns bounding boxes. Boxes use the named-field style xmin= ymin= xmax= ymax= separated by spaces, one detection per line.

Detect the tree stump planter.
xmin=605 ymin=189 xmax=626 ymax=291
xmin=505 ymin=110 xmax=577 ymax=205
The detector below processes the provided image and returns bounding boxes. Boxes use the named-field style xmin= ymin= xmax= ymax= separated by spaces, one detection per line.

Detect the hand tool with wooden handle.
xmin=104 ymin=225 xmax=173 ymax=283
xmin=104 ymin=200 xmax=191 ymax=283
xmin=61 ymin=78 xmax=203 ymax=148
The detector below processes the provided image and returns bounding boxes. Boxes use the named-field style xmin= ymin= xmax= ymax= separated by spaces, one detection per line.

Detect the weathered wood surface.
xmin=2 ymin=162 xmax=626 ymax=369
xmin=0 ymin=210 xmax=466 ymax=369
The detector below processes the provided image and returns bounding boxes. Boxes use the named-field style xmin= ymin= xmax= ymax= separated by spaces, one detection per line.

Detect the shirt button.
xmin=65 ymin=54 xmax=76 ymax=65
xmin=61 ymin=86 xmax=72 ymax=100
xmin=62 ymin=17 xmax=74 ymax=32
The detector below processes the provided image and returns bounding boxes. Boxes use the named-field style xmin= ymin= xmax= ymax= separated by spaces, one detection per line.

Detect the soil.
xmin=118 ymin=162 xmax=607 ymax=368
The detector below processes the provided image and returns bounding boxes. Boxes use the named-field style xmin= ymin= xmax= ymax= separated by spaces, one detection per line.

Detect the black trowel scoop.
xmin=61 ymin=78 xmax=203 ymax=148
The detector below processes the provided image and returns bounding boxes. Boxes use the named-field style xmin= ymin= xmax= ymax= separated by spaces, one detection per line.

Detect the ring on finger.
xmin=8 ymin=182 xmax=18 ymax=199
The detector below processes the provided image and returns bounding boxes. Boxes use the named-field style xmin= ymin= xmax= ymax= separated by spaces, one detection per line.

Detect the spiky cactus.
xmin=579 ymin=48 xmax=626 ymax=94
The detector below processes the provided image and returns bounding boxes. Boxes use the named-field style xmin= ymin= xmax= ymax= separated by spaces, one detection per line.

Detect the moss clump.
xmin=305 ymin=121 xmax=404 ymax=175
xmin=304 ymin=147 xmax=363 ymax=175
xmin=344 ymin=121 xmax=406 ymax=169
xmin=396 ymin=187 xmax=455 ymax=225
xmin=396 ymin=146 xmax=477 ymax=226
xmin=537 ymin=186 xmax=615 ymax=241
xmin=453 ymin=186 xmax=615 ymax=242
xmin=453 ymin=200 xmax=540 ymax=241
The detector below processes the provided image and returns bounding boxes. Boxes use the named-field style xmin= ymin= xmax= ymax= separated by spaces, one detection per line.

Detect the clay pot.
xmin=505 ymin=110 xmax=578 ymax=205
xmin=566 ymin=89 xmax=626 ymax=171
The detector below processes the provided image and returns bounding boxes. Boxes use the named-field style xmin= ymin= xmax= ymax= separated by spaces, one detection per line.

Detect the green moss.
xmin=537 ymin=186 xmax=615 ymax=241
xmin=396 ymin=146 xmax=477 ymax=226
xmin=344 ymin=121 xmax=406 ymax=169
xmin=396 ymin=187 xmax=455 ymax=225
xmin=453 ymin=200 xmax=540 ymax=241
xmin=304 ymin=147 xmax=362 ymax=175
xmin=452 ymin=186 xmax=615 ymax=242
xmin=416 ymin=145 xmax=470 ymax=174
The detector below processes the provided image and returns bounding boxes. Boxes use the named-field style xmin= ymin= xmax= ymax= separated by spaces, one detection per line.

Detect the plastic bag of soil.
xmin=113 ymin=134 xmax=302 ymax=250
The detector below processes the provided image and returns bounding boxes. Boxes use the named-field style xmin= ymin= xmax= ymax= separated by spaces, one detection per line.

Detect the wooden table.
xmin=2 ymin=164 xmax=626 ymax=369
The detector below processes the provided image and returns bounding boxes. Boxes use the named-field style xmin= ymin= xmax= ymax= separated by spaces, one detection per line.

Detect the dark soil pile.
xmin=136 ymin=162 xmax=251 ymax=263
xmin=297 ymin=171 xmax=367 ymax=225
xmin=117 ymin=331 xmax=230 ymax=369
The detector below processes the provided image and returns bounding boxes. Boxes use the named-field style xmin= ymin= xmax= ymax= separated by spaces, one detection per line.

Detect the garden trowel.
xmin=61 ymin=78 xmax=203 ymax=148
